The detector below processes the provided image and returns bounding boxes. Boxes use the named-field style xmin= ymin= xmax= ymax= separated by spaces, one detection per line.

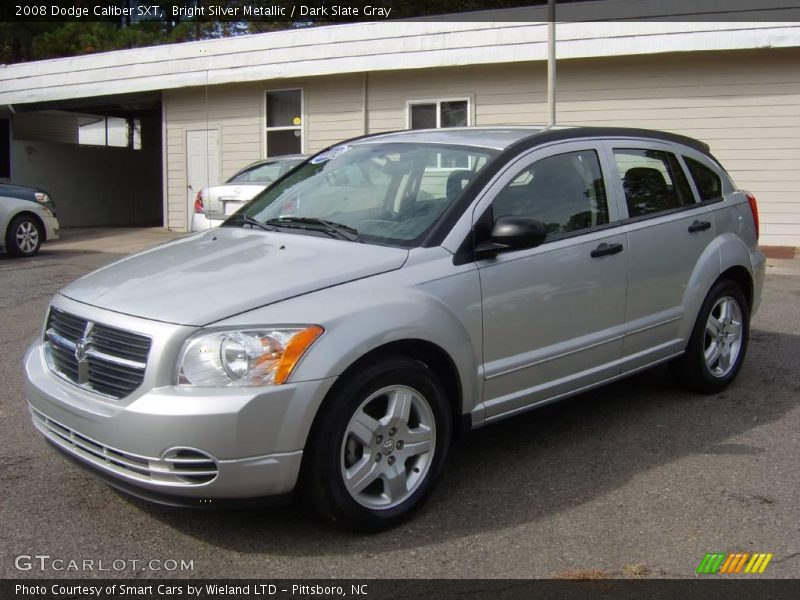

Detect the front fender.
xmin=214 ymin=264 xmax=483 ymax=421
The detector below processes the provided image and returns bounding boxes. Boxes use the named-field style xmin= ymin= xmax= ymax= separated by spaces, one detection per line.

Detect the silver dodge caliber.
xmin=24 ymin=127 xmax=765 ymax=530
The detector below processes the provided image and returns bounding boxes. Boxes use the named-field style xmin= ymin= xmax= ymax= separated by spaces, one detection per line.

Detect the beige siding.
xmin=305 ymin=73 xmax=364 ymax=151
xmin=367 ymin=48 xmax=800 ymax=246
xmin=554 ymin=50 xmax=800 ymax=246
xmin=164 ymin=76 xmax=364 ymax=230
xmin=164 ymin=47 xmax=800 ymax=244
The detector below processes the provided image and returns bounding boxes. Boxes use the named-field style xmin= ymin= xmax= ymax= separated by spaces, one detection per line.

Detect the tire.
xmin=670 ymin=279 xmax=750 ymax=394
xmin=6 ymin=214 xmax=43 ymax=257
xmin=302 ymin=356 xmax=452 ymax=531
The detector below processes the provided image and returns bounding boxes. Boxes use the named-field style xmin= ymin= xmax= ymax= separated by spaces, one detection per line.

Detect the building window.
xmin=78 ymin=115 xmax=141 ymax=149
xmin=408 ymin=99 xmax=470 ymax=130
xmin=266 ymin=89 xmax=303 ymax=157
xmin=407 ymin=98 xmax=472 ymax=169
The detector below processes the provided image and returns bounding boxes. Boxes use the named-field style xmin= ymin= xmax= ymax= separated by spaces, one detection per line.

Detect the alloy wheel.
xmin=704 ymin=295 xmax=743 ymax=378
xmin=340 ymin=385 xmax=436 ymax=510
xmin=15 ymin=220 xmax=39 ymax=254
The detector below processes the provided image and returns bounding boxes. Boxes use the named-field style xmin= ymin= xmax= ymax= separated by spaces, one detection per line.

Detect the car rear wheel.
xmin=303 ymin=356 xmax=451 ymax=530
xmin=6 ymin=215 xmax=43 ymax=257
xmin=670 ymin=279 xmax=750 ymax=393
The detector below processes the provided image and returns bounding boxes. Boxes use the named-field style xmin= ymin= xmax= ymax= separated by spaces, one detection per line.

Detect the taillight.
xmin=744 ymin=191 xmax=759 ymax=241
xmin=194 ymin=191 xmax=204 ymax=214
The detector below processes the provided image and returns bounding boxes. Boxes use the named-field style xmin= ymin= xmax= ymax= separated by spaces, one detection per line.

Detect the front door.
xmin=186 ymin=129 xmax=220 ymax=228
xmin=476 ymin=143 xmax=628 ymax=421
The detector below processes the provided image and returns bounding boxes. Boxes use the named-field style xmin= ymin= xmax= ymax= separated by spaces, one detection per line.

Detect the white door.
xmin=186 ymin=129 xmax=220 ymax=228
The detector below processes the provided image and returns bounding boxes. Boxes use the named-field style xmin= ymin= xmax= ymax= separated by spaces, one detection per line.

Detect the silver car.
xmin=1 ymin=185 xmax=60 ymax=257
xmin=24 ymin=127 xmax=764 ymax=530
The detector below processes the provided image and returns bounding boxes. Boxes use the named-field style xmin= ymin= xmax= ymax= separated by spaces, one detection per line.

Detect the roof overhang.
xmin=1 ymin=5 xmax=799 ymax=107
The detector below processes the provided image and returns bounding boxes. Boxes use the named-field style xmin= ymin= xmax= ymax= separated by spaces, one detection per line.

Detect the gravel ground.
xmin=1 ymin=229 xmax=798 ymax=579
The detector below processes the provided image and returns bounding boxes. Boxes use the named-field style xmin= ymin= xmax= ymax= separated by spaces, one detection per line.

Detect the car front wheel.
xmin=670 ymin=279 xmax=750 ymax=393
xmin=303 ymin=356 xmax=451 ymax=530
xmin=6 ymin=215 xmax=43 ymax=257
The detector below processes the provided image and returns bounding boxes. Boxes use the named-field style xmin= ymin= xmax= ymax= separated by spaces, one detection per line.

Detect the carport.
xmin=1 ymin=91 xmax=162 ymax=228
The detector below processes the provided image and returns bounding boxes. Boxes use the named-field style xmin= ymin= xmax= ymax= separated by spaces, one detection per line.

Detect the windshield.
xmin=226 ymin=142 xmax=497 ymax=247
xmin=228 ymin=158 xmax=304 ymax=184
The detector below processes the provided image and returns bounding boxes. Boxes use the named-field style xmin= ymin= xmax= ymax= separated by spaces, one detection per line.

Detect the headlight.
xmin=177 ymin=326 xmax=323 ymax=387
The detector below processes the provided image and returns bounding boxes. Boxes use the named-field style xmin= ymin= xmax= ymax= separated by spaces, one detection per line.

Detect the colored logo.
xmin=696 ymin=552 xmax=773 ymax=574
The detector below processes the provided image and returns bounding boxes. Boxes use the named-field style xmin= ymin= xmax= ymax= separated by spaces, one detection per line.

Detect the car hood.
xmin=59 ymin=228 xmax=409 ymax=326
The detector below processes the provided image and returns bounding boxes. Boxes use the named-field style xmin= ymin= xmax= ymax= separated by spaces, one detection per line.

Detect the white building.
xmin=1 ymin=3 xmax=799 ymax=246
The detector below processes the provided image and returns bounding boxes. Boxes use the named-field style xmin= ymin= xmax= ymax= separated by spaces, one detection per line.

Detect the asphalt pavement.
xmin=1 ymin=228 xmax=798 ymax=579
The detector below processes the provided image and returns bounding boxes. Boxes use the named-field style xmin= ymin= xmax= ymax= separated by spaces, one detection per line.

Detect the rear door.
xmin=475 ymin=142 xmax=628 ymax=421
xmin=605 ymin=141 xmax=715 ymax=371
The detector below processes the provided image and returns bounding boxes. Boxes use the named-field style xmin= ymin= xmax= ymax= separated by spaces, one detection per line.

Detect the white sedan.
xmin=1 ymin=185 xmax=60 ymax=257
xmin=191 ymin=156 xmax=305 ymax=232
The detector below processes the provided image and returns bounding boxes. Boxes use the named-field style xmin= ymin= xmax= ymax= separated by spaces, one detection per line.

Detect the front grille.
xmin=30 ymin=407 xmax=219 ymax=485
xmin=44 ymin=307 xmax=151 ymax=399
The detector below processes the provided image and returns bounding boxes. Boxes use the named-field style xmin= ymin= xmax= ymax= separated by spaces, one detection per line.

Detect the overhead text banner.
xmin=2 ymin=0 xmax=800 ymax=23
xmin=4 ymin=579 xmax=800 ymax=600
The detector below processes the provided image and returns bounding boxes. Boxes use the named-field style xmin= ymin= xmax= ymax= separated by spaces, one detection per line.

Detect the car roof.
xmin=350 ymin=126 xmax=711 ymax=154
xmin=240 ymin=155 xmax=306 ymax=169
xmin=0 ymin=182 xmax=43 ymax=192
xmin=354 ymin=127 xmax=545 ymax=150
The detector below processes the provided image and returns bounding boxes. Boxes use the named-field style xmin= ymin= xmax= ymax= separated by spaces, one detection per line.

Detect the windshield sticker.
xmin=310 ymin=145 xmax=352 ymax=164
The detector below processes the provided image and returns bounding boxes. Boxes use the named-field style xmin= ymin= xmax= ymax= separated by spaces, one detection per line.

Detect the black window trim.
xmin=609 ymin=143 xmax=705 ymax=222
xmin=424 ymin=128 xmax=717 ymax=249
xmin=452 ymin=143 xmax=621 ymax=265
xmin=681 ymin=154 xmax=726 ymax=205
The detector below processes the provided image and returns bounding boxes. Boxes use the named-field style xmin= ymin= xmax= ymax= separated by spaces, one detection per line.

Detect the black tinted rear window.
xmin=614 ymin=149 xmax=694 ymax=218
xmin=684 ymin=156 xmax=723 ymax=202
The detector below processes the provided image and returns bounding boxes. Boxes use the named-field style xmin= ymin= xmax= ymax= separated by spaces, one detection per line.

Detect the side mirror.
xmin=474 ymin=216 xmax=547 ymax=259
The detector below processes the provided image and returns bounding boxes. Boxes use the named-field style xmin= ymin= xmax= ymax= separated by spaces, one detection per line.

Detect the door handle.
xmin=688 ymin=219 xmax=711 ymax=233
xmin=591 ymin=242 xmax=624 ymax=258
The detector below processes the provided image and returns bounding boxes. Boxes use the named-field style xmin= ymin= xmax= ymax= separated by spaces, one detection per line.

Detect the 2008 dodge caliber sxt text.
xmin=24 ymin=127 xmax=765 ymax=530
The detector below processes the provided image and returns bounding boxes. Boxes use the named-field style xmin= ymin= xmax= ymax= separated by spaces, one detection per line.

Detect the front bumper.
xmin=24 ymin=342 xmax=336 ymax=504
xmin=42 ymin=215 xmax=59 ymax=241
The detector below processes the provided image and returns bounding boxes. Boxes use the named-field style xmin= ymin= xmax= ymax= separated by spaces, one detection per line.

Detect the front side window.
xmin=231 ymin=142 xmax=496 ymax=247
xmin=266 ymin=89 xmax=302 ymax=157
xmin=684 ymin=156 xmax=723 ymax=202
xmin=614 ymin=148 xmax=694 ymax=218
xmin=493 ymin=150 xmax=609 ymax=238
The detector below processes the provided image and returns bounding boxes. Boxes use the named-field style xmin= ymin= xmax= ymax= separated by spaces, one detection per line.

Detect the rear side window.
xmin=684 ymin=156 xmax=723 ymax=202
xmin=493 ymin=149 xmax=609 ymax=238
xmin=614 ymin=149 xmax=694 ymax=218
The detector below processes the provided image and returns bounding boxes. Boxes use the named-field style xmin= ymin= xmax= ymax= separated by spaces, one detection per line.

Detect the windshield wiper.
xmin=264 ymin=217 xmax=360 ymax=242
xmin=225 ymin=213 xmax=275 ymax=232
